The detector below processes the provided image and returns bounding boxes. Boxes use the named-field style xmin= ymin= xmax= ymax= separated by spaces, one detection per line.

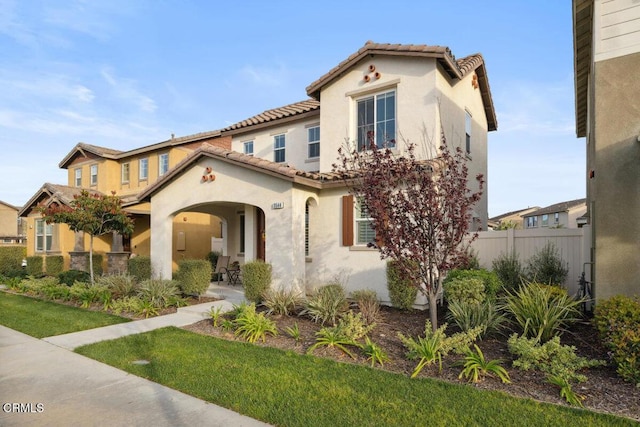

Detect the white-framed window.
xmin=526 ymin=216 xmax=538 ymax=228
xmin=541 ymin=214 xmax=549 ymax=227
xmin=243 ymin=141 xmax=254 ymax=156
xmin=139 ymin=158 xmax=148 ymax=180
xmin=554 ymin=213 xmax=560 ymax=223
xmin=121 ymin=162 xmax=130 ymax=184
xmin=357 ymin=90 xmax=396 ymax=151
xmin=307 ymin=126 xmax=320 ymax=159
xmin=356 ymin=198 xmax=375 ymax=245
xmin=74 ymin=168 xmax=82 ymax=187
xmin=90 ymin=164 xmax=98 ymax=186
xmin=35 ymin=219 xmax=52 ymax=252
xmin=274 ymin=134 xmax=285 ymax=163
xmin=158 ymin=153 xmax=169 ymax=176
xmin=465 ymin=110 xmax=472 ymax=154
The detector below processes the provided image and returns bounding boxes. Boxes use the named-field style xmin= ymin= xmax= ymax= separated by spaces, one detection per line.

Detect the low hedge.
xmin=594 ymin=295 xmax=640 ymax=386
xmin=45 ymin=255 xmax=64 ymax=276
xmin=386 ymin=260 xmax=419 ymax=310
xmin=175 ymin=259 xmax=212 ymax=296
xmin=128 ymin=256 xmax=152 ymax=282
xmin=443 ymin=268 xmax=501 ymax=300
xmin=0 ymin=246 xmax=26 ymax=275
xmin=26 ymin=256 xmax=44 ymax=277
xmin=242 ymin=261 xmax=272 ymax=303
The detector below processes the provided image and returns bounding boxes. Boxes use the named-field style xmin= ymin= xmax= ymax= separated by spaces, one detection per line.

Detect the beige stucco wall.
xmin=592 ymin=52 xmax=640 ymax=299
xmin=0 ymin=203 xmax=18 ymax=237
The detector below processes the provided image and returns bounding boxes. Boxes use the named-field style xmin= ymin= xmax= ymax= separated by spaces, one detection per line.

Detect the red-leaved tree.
xmin=334 ymin=132 xmax=484 ymax=330
xmin=38 ymin=190 xmax=135 ymax=284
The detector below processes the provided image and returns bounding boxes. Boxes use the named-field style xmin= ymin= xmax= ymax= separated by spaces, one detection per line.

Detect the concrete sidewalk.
xmin=0 ymin=282 xmax=270 ymax=426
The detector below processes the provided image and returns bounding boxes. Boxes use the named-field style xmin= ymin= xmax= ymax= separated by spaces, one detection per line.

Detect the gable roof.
xmin=573 ymin=0 xmax=593 ymax=138
xmin=524 ymin=198 xmax=587 ymax=217
xmin=18 ymin=183 xmax=103 ymax=217
xmin=138 ymin=145 xmax=349 ymax=202
xmin=221 ymin=100 xmax=320 ymax=135
xmin=58 ymin=130 xmax=224 ymax=169
xmin=0 ymin=200 xmax=20 ymax=211
xmin=305 ymin=41 xmax=497 ymax=131
xmin=489 ymin=206 xmax=541 ymax=222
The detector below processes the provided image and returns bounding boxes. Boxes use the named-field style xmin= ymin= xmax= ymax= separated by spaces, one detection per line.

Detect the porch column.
xmin=111 ymin=232 xmax=124 ymax=252
xmin=150 ymin=211 xmax=173 ymax=280
xmin=74 ymin=231 xmax=85 ymax=251
xmin=244 ymin=204 xmax=255 ymax=262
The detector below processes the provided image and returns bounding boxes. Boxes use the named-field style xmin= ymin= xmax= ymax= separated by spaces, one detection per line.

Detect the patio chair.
xmin=213 ymin=256 xmax=230 ymax=285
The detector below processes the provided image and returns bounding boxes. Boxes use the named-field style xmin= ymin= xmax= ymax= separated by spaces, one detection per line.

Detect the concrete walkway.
xmin=0 ymin=283 xmax=271 ymax=427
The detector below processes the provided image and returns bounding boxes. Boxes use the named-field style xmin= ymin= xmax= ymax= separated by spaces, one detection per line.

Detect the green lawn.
xmin=76 ymin=327 xmax=635 ymax=427
xmin=0 ymin=291 xmax=130 ymax=338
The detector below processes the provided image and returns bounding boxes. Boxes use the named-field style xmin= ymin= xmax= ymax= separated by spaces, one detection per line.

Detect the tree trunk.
xmin=89 ymin=234 xmax=94 ymax=285
xmin=428 ymin=291 xmax=438 ymax=332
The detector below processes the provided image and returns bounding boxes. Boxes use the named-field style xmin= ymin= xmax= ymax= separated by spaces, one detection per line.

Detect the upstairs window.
xmin=274 ymin=134 xmax=286 ymax=163
xmin=541 ymin=214 xmax=549 ymax=227
xmin=554 ymin=213 xmax=560 ymax=224
xmin=525 ymin=216 xmax=538 ymax=228
xmin=74 ymin=168 xmax=82 ymax=187
xmin=121 ymin=162 xmax=130 ymax=184
xmin=307 ymin=126 xmax=320 ymax=159
xmin=90 ymin=164 xmax=98 ymax=186
xmin=357 ymin=90 xmax=396 ymax=151
xmin=243 ymin=141 xmax=254 ymax=156
xmin=465 ymin=111 xmax=472 ymax=154
xmin=159 ymin=153 xmax=169 ymax=176
xmin=139 ymin=158 xmax=148 ymax=180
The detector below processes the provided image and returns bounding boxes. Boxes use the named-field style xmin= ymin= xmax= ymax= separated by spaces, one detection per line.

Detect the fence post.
xmin=506 ymin=228 xmax=515 ymax=254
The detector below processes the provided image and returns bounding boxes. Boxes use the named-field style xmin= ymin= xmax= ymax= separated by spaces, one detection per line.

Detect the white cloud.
xmin=100 ymin=67 xmax=157 ymax=113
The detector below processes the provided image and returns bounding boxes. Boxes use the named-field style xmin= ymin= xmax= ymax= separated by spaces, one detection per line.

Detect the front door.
xmin=256 ymin=208 xmax=265 ymax=261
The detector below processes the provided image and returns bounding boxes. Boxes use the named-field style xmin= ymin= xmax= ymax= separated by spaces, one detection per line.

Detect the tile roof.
xmin=18 ymin=183 xmax=103 ymax=217
xmin=138 ymin=144 xmax=344 ymax=202
xmin=489 ymin=206 xmax=541 ymax=222
xmin=524 ymin=198 xmax=587 ymax=217
xmin=221 ymin=100 xmax=320 ymax=134
xmin=59 ymin=130 xmax=223 ymax=168
xmin=305 ymin=41 xmax=497 ymax=131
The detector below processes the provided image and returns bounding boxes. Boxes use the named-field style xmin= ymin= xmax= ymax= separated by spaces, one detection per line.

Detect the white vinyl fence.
xmin=467 ymin=226 xmax=592 ymax=296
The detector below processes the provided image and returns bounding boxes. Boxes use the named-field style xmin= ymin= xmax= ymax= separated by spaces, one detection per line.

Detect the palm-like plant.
xmin=362 ymin=337 xmax=389 ymax=367
xmin=547 ymin=375 xmax=584 ymax=407
xmin=233 ymin=304 xmax=278 ymax=343
xmin=307 ymin=326 xmax=357 ymax=358
xmin=458 ymin=345 xmax=510 ymax=384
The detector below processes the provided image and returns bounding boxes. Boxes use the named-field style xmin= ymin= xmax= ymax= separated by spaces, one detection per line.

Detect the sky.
xmin=0 ymin=0 xmax=585 ymax=217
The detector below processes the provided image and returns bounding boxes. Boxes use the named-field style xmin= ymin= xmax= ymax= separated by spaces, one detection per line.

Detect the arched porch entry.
xmin=151 ymin=201 xmax=267 ymax=277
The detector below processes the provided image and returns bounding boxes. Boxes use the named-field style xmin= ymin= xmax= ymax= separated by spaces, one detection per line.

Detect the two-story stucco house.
xmin=573 ymin=1 xmax=640 ymax=300
xmin=0 ymin=200 xmax=25 ymax=244
xmin=522 ymin=199 xmax=587 ymax=229
xmin=138 ymin=42 xmax=497 ymax=305
xmin=19 ymin=133 xmax=231 ymax=272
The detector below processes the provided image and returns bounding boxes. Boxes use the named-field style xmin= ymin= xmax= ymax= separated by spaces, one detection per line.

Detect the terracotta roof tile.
xmin=222 ymin=100 xmax=320 ymax=133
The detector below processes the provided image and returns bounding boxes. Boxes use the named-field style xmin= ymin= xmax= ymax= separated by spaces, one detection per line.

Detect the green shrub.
xmin=261 ymin=287 xmax=304 ymax=316
xmin=96 ymin=274 xmax=137 ymax=299
xmin=446 ymin=299 xmax=506 ymax=338
xmin=45 ymin=256 xmax=64 ymax=276
xmin=525 ymin=243 xmax=568 ymax=286
xmin=58 ymin=269 xmax=91 ymax=286
xmin=443 ymin=277 xmax=485 ymax=305
xmin=336 ymin=311 xmax=375 ymax=341
xmin=26 ymin=256 xmax=44 ymax=277
xmin=444 ymin=269 xmax=501 ymax=301
xmin=508 ymin=334 xmax=604 ymax=384
xmin=350 ymin=289 xmax=381 ymax=325
xmin=307 ymin=325 xmax=358 ymax=359
xmin=175 ymin=259 xmax=212 ymax=296
xmin=232 ymin=303 xmax=278 ymax=343
xmin=593 ymin=295 xmax=640 ymax=386
xmin=0 ymin=246 xmax=26 ymax=275
xmin=241 ymin=260 xmax=272 ymax=303
xmin=128 ymin=256 xmax=152 ymax=282
xmin=386 ymin=260 xmax=418 ymax=310
xmin=503 ymin=283 xmax=581 ymax=342
xmin=137 ymin=279 xmax=180 ymax=308
xmin=69 ymin=282 xmax=112 ymax=308
xmin=491 ymin=251 xmax=524 ymax=293
xmin=303 ymin=283 xmax=349 ymax=325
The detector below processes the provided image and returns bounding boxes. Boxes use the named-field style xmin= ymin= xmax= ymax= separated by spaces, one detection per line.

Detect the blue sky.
xmin=0 ymin=0 xmax=584 ymax=217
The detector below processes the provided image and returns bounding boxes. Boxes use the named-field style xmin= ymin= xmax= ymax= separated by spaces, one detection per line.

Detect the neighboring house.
xmin=19 ymin=132 xmax=230 ymax=271
xmin=522 ymin=199 xmax=587 ymax=229
xmin=0 ymin=200 xmax=25 ymax=244
xmin=139 ymin=41 xmax=497 ymax=305
xmin=489 ymin=206 xmax=540 ymax=230
xmin=573 ymin=1 xmax=640 ymax=299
